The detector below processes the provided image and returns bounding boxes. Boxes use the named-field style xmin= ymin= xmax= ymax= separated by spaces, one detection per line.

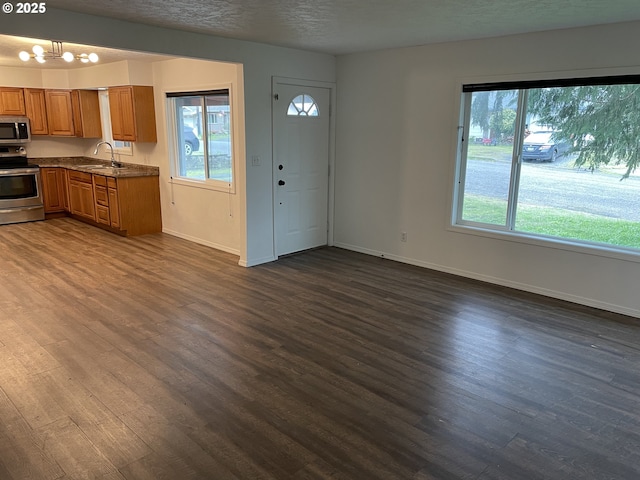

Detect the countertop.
xmin=32 ymin=156 xmax=159 ymax=178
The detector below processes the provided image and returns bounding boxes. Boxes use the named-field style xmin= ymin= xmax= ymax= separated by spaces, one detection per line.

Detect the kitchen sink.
xmin=78 ymin=165 xmax=130 ymax=171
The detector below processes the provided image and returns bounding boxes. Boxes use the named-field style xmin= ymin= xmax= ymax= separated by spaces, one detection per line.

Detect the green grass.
xmin=462 ymin=195 xmax=640 ymax=249
xmin=467 ymin=144 xmax=513 ymax=162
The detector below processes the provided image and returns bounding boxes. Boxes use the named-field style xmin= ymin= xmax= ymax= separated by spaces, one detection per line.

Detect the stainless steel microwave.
xmin=0 ymin=116 xmax=31 ymax=144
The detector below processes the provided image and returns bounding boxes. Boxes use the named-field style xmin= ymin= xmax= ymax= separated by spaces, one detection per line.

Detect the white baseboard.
xmin=240 ymin=254 xmax=277 ymax=267
xmin=162 ymin=229 xmax=240 ymax=257
xmin=333 ymin=242 xmax=640 ymax=319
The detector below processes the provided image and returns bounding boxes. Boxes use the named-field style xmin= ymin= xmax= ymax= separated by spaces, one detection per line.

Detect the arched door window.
xmin=287 ymin=94 xmax=319 ymax=116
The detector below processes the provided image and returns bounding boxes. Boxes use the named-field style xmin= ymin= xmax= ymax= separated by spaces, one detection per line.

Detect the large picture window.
xmin=454 ymin=75 xmax=640 ymax=253
xmin=167 ymin=89 xmax=233 ymax=187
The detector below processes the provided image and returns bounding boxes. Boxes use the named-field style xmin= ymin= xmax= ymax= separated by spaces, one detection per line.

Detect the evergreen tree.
xmin=528 ymin=85 xmax=640 ymax=178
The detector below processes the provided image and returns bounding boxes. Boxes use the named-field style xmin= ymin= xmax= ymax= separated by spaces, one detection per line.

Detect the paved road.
xmin=464 ymin=154 xmax=640 ymax=222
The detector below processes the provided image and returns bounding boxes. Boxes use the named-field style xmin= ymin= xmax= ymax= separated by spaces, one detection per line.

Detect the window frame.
xmin=450 ymin=72 xmax=640 ymax=263
xmin=166 ymin=85 xmax=236 ymax=194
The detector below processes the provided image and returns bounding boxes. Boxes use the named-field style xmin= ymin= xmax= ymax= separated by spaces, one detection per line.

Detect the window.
xmin=167 ymin=89 xmax=233 ymax=187
xmin=287 ymin=94 xmax=319 ymax=116
xmin=454 ymin=75 xmax=640 ymax=252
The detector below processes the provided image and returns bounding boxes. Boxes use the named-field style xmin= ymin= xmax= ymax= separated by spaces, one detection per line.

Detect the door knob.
xmin=278 ymin=180 xmax=285 ymax=186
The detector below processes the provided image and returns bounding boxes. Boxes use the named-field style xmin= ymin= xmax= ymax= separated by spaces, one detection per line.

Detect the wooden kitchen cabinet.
xmin=45 ymin=90 xmax=75 ymax=136
xmin=44 ymin=89 xmax=102 ymax=138
xmin=0 ymin=87 xmax=26 ymax=115
xmin=24 ymin=88 xmax=48 ymax=135
xmin=71 ymin=90 xmax=102 ymax=138
xmin=93 ymin=175 xmax=113 ymax=226
xmin=68 ymin=170 xmax=96 ymax=221
xmin=40 ymin=167 xmax=67 ymax=213
xmin=114 ymin=175 xmax=160 ymax=235
xmin=108 ymin=86 xmax=157 ymax=143
xmin=91 ymin=174 xmax=158 ymax=235
xmin=107 ymin=177 xmax=120 ymax=229
xmin=43 ymin=167 xmax=159 ymax=236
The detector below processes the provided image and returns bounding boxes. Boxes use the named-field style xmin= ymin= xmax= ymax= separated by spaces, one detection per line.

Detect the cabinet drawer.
xmin=93 ymin=175 xmax=107 ymax=187
xmin=94 ymin=184 xmax=109 ymax=206
xmin=68 ymin=170 xmax=93 ymax=183
xmin=107 ymin=177 xmax=117 ymax=189
xmin=95 ymin=204 xmax=110 ymax=225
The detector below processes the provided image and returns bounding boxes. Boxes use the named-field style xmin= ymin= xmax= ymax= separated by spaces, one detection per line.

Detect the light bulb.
xmin=80 ymin=56 xmax=89 ymax=63
xmin=32 ymin=45 xmax=44 ymax=55
xmin=35 ymin=56 xmax=46 ymax=64
xmin=19 ymin=51 xmax=30 ymax=61
xmin=62 ymin=51 xmax=74 ymax=62
xmin=88 ymin=53 xmax=98 ymax=63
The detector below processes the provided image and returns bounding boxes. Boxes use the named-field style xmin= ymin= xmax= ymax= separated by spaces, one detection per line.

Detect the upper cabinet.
xmin=71 ymin=90 xmax=102 ymax=138
xmin=108 ymin=86 xmax=157 ymax=143
xmin=45 ymin=90 xmax=75 ymax=136
xmin=24 ymin=88 xmax=48 ymax=135
xmin=0 ymin=87 xmax=26 ymax=115
xmin=40 ymin=89 xmax=102 ymax=138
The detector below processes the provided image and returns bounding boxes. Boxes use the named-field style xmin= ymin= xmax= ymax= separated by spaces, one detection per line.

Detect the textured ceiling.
xmin=44 ymin=0 xmax=640 ymax=55
xmin=2 ymin=0 xmax=640 ymax=69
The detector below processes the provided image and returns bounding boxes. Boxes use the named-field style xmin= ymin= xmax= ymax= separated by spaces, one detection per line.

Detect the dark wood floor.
xmin=1 ymin=218 xmax=640 ymax=479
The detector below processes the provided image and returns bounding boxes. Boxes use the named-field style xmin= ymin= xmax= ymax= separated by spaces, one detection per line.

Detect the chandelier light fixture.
xmin=19 ymin=41 xmax=99 ymax=64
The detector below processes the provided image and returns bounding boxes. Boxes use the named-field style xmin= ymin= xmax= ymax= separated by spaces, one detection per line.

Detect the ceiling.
xmin=2 ymin=0 xmax=640 ymax=68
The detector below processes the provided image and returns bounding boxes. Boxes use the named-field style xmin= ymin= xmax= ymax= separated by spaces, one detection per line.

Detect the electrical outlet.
xmin=401 ymin=231 xmax=407 ymax=242
xmin=251 ymin=155 xmax=261 ymax=166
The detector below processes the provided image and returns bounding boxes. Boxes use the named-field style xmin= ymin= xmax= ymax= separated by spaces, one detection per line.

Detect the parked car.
xmin=184 ymin=127 xmax=200 ymax=156
xmin=522 ymin=131 xmax=569 ymax=162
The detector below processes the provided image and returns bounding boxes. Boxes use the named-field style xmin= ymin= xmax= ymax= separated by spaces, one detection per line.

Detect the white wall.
xmin=2 ymin=7 xmax=336 ymax=266
xmin=335 ymin=21 xmax=640 ymax=317
xmin=152 ymin=58 xmax=244 ymax=254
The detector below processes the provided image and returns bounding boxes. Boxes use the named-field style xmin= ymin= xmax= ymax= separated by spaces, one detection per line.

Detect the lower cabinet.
xmin=41 ymin=167 xmax=67 ymax=213
xmin=40 ymin=167 xmax=160 ymax=236
xmin=107 ymin=182 xmax=120 ymax=229
xmin=68 ymin=170 xmax=96 ymax=221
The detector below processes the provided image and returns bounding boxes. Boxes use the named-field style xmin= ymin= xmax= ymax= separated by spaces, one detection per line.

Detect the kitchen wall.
xmin=2 ymin=7 xmax=336 ymax=266
xmin=335 ymin=21 xmax=640 ymax=317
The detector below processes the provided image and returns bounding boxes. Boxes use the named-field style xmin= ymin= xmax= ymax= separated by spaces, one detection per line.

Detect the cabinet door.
xmin=71 ymin=90 xmax=102 ymax=138
xmin=108 ymin=86 xmax=156 ymax=142
xmin=69 ymin=180 xmax=96 ymax=220
xmin=24 ymin=89 xmax=48 ymax=135
xmin=108 ymin=186 xmax=120 ymax=228
xmin=45 ymin=90 xmax=74 ymax=136
xmin=41 ymin=168 xmax=65 ymax=213
xmin=108 ymin=87 xmax=134 ymax=141
xmin=0 ymin=88 xmax=26 ymax=115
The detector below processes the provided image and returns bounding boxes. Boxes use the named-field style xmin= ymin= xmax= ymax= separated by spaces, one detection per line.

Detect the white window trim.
xmin=449 ymin=67 xmax=640 ymax=265
xmin=166 ymin=83 xmax=237 ymax=194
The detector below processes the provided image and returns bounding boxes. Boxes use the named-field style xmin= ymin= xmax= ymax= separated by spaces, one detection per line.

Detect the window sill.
xmin=169 ymin=177 xmax=235 ymax=194
xmin=448 ymin=223 xmax=640 ymax=264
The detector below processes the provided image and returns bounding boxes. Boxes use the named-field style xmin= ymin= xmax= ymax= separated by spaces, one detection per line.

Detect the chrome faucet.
xmin=93 ymin=141 xmax=122 ymax=168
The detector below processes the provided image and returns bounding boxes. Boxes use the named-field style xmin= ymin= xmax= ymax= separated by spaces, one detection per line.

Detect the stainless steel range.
xmin=0 ymin=145 xmax=45 ymax=225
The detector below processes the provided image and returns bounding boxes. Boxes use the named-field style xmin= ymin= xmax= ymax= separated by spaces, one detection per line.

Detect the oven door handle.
xmin=0 ymin=205 xmax=44 ymax=214
xmin=0 ymin=168 xmax=40 ymax=175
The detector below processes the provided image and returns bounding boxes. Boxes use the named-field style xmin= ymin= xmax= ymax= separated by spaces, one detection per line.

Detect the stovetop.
xmin=0 ymin=145 xmax=30 ymax=169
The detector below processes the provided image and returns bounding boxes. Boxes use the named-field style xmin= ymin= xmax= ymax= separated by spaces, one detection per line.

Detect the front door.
xmin=273 ymin=82 xmax=331 ymax=257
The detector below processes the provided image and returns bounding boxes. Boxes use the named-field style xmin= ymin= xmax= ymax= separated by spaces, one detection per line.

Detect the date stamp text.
xmin=3 ymin=2 xmax=47 ymax=14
